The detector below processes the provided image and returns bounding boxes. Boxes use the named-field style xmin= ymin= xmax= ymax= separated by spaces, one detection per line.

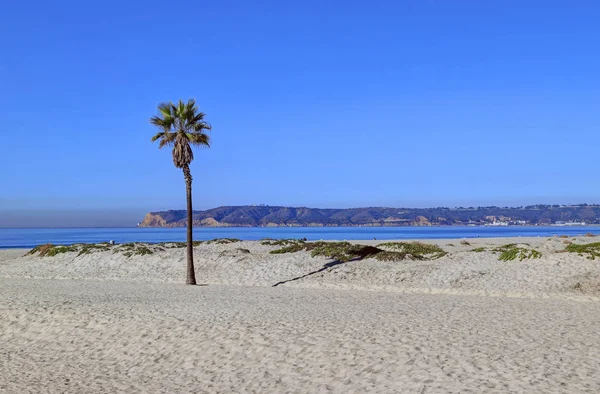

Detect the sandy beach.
xmin=2 ymin=237 xmax=600 ymax=392
xmin=2 ymin=237 xmax=600 ymax=300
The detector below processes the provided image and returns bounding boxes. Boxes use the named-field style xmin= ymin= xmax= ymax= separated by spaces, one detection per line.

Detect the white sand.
xmin=2 ymin=279 xmax=600 ymax=393
xmin=2 ymin=237 xmax=600 ymax=392
xmin=1 ymin=237 xmax=600 ymax=300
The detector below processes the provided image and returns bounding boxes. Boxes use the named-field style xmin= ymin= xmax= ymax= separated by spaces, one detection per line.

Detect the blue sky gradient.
xmin=1 ymin=1 xmax=599 ymax=226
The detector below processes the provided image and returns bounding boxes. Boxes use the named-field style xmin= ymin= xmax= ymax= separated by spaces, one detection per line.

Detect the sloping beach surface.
xmin=2 ymin=279 xmax=600 ymax=393
xmin=2 ymin=237 xmax=600 ymax=392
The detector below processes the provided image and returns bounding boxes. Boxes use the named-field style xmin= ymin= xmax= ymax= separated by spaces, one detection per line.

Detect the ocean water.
xmin=1 ymin=226 xmax=600 ymax=249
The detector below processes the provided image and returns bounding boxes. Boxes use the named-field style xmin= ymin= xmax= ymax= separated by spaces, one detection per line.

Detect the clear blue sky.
xmin=1 ymin=0 xmax=599 ymax=227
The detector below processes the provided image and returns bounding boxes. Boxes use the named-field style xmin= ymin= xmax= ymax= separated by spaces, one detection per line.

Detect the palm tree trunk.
xmin=183 ymin=165 xmax=197 ymax=285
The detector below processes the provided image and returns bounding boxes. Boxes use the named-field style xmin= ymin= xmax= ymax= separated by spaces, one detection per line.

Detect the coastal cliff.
xmin=140 ymin=213 xmax=170 ymax=227
xmin=138 ymin=204 xmax=600 ymax=227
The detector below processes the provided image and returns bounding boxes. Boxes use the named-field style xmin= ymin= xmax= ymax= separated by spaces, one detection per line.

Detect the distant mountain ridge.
xmin=138 ymin=204 xmax=600 ymax=227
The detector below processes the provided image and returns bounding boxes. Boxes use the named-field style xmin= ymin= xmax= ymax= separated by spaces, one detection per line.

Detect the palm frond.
xmin=151 ymin=132 xmax=165 ymax=142
xmin=157 ymin=102 xmax=172 ymax=118
xmin=150 ymin=116 xmax=173 ymax=131
xmin=151 ymin=99 xmax=212 ymax=164
xmin=187 ymin=132 xmax=210 ymax=147
xmin=158 ymin=132 xmax=177 ymax=148
xmin=177 ymin=100 xmax=185 ymax=118
xmin=192 ymin=120 xmax=211 ymax=132
xmin=171 ymin=102 xmax=179 ymax=120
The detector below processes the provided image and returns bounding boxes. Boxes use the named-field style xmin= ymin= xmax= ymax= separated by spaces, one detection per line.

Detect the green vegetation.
xmin=377 ymin=242 xmax=447 ymax=260
xmin=26 ymin=244 xmax=78 ymax=257
xmin=157 ymin=241 xmax=203 ymax=248
xmin=76 ymin=243 xmax=112 ymax=256
xmin=310 ymin=242 xmax=380 ymax=262
xmin=261 ymin=239 xmax=305 ymax=246
xmin=270 ymin=242 xmax=309 ymax=254
xmin=122 ymin=245 xmax=154 ymax=258
xmin=27 ymin=243 xmax=113 ymax=257
xmin=565 ymin=242 xmax=600 ymax=260
xmin=464 ymin=244 xmax=542 ymax=261
xmin=206 ymin=238 xmax=241 ymax=245
xmin=26 ymin=242 xmax=173 ymax=258
xmin=492 ymin=244 xmax=542 ymax=261
xmin=270 ymin=241 xmax=447 ymax=262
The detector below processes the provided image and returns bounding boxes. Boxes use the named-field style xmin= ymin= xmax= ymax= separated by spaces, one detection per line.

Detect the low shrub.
xmin=206 ymin=238 xmax=241 ymax=244
xmin=492 ymin=244 xmax=542 ymax=261
xmin=565 ymin=242 xmax=600 ymax=260
xmin=374 ymin=251 xmax=410 ymax=262
xmin=271 ymin=241 xmax=447 ymax=262
xmin=310 ymin=242 xmax=381 ymax=262
xmin=27 ymin=242 xmax=163 ymax=258
xmin=27 ymin=244 xmax=78 ymax=257
xmin=270 ymin=243 xmax=308 ymax=254
xmin=77 ymin=243 xmax=111 ymax=256
xmin=158 ymin=241 xmax=203 ymax=248
xmin=123 ymin=245 xmax=154 ymax=257
xmin=376 ymin=242 xmax=447 ymax=260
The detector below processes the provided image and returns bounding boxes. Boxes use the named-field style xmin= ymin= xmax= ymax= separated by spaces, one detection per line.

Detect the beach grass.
xmin=261 ymin=239 xmax=306 ymax=246
xmin=492 ymin=244 xmax=542 ymax=261
xmin=565 ymin=242 xmax=600 ymax=260
xmin=26 ymin=238 xmax=242 ymax=259
xmin=205 ymin=238 xmax=241 ymax=245
xmin=376 ymin=242 xmax=447 ymax=260
xmin=270 ymin=241 xmax=447 ymax=262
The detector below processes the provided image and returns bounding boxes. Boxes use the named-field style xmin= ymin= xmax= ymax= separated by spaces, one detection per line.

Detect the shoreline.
xmin=2 ymin=232 xmax=600 ymax=250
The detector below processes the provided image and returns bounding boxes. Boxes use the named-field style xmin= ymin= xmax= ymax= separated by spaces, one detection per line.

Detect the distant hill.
xmin=138 ymin=204 xmax=600 ymax=227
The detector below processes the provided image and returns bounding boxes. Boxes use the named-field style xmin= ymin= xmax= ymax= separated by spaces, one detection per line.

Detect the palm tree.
xmin=150 ymin=99 xmax=211 ymax=285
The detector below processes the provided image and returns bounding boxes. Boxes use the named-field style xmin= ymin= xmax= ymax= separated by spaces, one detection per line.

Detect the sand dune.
xmin=1 ymin=237 xmax=600 ymax=301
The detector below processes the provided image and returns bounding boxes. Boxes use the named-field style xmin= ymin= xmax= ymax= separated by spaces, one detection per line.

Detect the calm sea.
xmin=1 ymin=226 xmax=600 ymax=249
